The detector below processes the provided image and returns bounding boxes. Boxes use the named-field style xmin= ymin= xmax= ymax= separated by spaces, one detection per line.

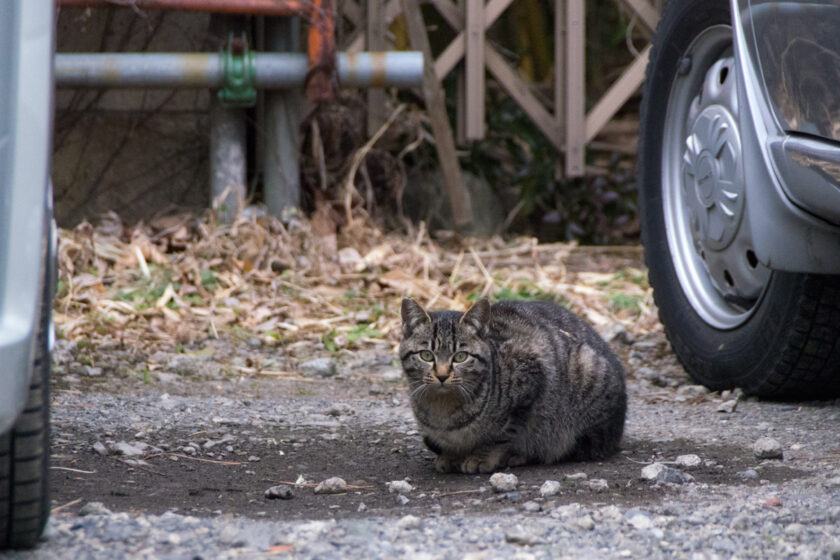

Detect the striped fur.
xmin=400 ymin=298 xmax=626 ymax=474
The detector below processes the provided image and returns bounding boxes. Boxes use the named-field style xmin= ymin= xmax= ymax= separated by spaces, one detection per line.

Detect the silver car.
xmin=638 ymin=0 xmax=840 ymax=399
xmin=0 ymin=0 xmax=56 ymax=549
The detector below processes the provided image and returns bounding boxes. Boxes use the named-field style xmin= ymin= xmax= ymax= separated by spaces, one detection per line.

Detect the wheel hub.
xmin=662 ymin=29 xmax=772 ymax=329
xmin=683 ymin=104 xmax=744 ymax=251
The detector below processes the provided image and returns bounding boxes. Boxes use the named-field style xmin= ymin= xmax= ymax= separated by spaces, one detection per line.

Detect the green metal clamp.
xmin=218 ymin=33 xmax=256 ymax=108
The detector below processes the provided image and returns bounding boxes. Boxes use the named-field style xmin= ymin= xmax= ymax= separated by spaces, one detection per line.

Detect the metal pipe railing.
xmin=58 ymin=0 xmax=308 ymax=16
xmin=54 ymin=51 xmax=424 ymax=89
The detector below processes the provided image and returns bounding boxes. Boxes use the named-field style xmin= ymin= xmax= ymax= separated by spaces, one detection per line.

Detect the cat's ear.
xmin=461 ymin=298 xmax=490 ymax=337
xmin=401 ymin=298 xmax=431 ymax=336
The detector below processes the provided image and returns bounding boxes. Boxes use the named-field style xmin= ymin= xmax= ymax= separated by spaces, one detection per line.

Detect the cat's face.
xmin=399 ymin=298 xmax=492 ymax=404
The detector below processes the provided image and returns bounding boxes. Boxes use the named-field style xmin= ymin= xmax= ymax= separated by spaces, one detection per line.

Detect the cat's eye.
xmin=419 ymin=350 xmax=434 ymax=362
xmin=452 ymin=351 xmax=468 ymax=363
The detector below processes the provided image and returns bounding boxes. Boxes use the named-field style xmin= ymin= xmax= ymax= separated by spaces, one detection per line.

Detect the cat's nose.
xmin=435 ymin=373 xmax=450 ymax=384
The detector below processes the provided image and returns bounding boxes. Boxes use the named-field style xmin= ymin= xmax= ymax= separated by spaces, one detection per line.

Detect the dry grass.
xmin=55 ymin=211 xmax=659 ymax=363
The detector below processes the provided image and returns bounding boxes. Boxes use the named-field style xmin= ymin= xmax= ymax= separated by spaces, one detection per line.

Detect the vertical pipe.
xmin=263 ymin=16 xmax=302 ymax=217
xmin=210 ymin=100 xmax=248 ymax=222
xmin=209 ymin=14 xmax=247 ymax=222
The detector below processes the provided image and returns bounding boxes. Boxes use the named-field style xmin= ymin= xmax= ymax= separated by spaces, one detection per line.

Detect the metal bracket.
xmin=219 ymin=33 xmax=256 ymax=107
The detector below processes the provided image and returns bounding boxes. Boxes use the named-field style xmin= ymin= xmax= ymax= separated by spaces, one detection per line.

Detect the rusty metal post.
xmin=263 ymin=16 xmax=302 ymax=217
xmin=304 ymin=0 xmax=336 ymax=103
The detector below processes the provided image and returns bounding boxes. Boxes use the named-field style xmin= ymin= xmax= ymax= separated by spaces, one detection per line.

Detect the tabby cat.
xmin=399 ymin=297 xmax=626 ymax=473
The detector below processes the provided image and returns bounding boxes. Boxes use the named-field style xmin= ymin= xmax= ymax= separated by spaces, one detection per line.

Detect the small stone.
xmin=716 ymin=399 xmax=738 ymax=413
xmin=247 ymin=337 xmax=262 ymax=348
xmin=675 ymin=385 xmax=710 ymax=400
xmin=264 ymin=485 xmax=294 ymax=500
xmin=489 ymin=472 xmax=518 ymax=493
xmin=505 ymin=526 xmax=541 ymax=546
xmin=598 ymin=322 xmax=633 ymax=345
xmin=754 ymin=437 xmax=784 ymax=460
xmin=641 ymin=462 xmax=692 ymax=484
xmin=314 ymin=477 xmax=347 ymax=495
xmin=521 ymin=501 xmax=541 ymax=513
xmin=587 ymin=479 xmax=609 ymax=492
xmin=764 ymin=496 xmax=783 ymax=508
xmin=675 ymin=454 xmax=702 ymax=468
xmin=387 ymin=480 xmax=413 ymax=495
xmin=641 ymin=462 xmax=666 ymax=481
xmin=167 ymin=533 xmax=182 ymax=546
xmin=565 ymin=472 xmax=588 ymax=481
xmin=636 ymin=367 xmax=668 ymax=387
xmin=248 ymin=456 xmax=260 ymax=462
xmin=540 ymin=480 xmax=562 ymax=497
xmin=338 ymin=247 xmax=364 ymax=271
xmin=92 ymin=441 xmax=108 ymax=456
xmin=397 ymin=514 xmax=422 ymax=530
xmin=357 ymin=502 xmax=367 ymax=512
xmin=736 ymin=469 xmax=758 ymax=480
xmin=394 ymin=494 xmax=410 ymax=505
xmin=572 ymin=515 xmax=595 ymax=531
xmin=627 ymin=513 xmax=653 ymax=530
xmin=382 ymin=367 xmax=403 ymax=383
xmin=785 ymin=523 xmax=804 ymax=536
xmin=826 ymin=477 xmax=840 ymax=488
xmin=111 ymin=441 xmax=147 ymax=457
xmin=79 ymin=502 xmax=112 ymax=516
xmin=730 ymin=514 xmax=750 ymax=531
xmin=353 ymin=310 xmax=372 ymax=323
xmin=299 ymin=358 xmax=338 ymax=378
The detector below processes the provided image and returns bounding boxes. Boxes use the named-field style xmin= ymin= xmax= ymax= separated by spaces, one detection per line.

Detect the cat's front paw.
xmin=434 ymin=455 xmax=457 ymax=473
xmin=460 ymin=454 xmax=503 ymax=474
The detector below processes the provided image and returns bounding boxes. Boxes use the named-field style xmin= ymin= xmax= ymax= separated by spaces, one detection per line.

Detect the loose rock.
xmin=396 ymin=515 xmax=422 ymax=530
xmin=264 ymin=485 xmax=294 ymax=500
xmin=754 ymin=437 xmax=784 ymax=460
xmin=521 ymin=501 xmax=541 ymax=513
xmin=505 ymin=526 xmax=541 ymax=546
xmin=92 ymin=441 xmax=108 ymax=456
xmin=675 ymin=454 xmax=702 ymax=468
xmin=79 ymin=502 xmax=112 ymax=516
xmin=572 ymin=515 xmax=595 ymax=531
xmin=641 ymin=463 xmax=693 ymax=484
xmin=489 ymin=472 xmax=518 ymax=493
xmin=313 ymin=477 xmax=347 ymax=495
xmin=716 ymin=399 xmax=738 ymax=413
xmin=539 ymin=480 xmax=562 ymax=497
xmin=587 ymin=479 xmax=609 ymax=492
xmin=736 ymin=469 xmax=758 ymax=480
xmin=299 ymin=358 xmax=338 ymax=378
xmin=387 ymin=480 xmax=413 ymax=495
xmin=565 ymin=472 xmax=588 ymax=481
xmin=111 ymin=441 xmax=147 ymax=457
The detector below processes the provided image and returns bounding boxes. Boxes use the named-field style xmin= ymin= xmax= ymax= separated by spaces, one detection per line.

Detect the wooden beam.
xmin=402 ymin=0 xmax=473 ymax=227
xmin=484 ymin=46 xmax=561 ymax=150
xmin=554 ymin=0 xmax=565 ymax=179
xmin=465 ymin=0 xmax=485 ymax=139
xmin=341 ymin=0 xmax=362 ymax=26
xmin=367 ymin=0 xmax=387 ymax=135
xmin=433 ymin=0 xmax=515 ymax=79
xmin=565 ymin=0 xmax=585 ymax=176
xmin=584 ymin=44 xmax=650 ymax=142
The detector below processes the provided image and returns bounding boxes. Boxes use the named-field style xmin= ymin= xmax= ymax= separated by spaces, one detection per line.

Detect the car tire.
xmin=0 ymin=233 xmax=52 ymax=549
xmin=638 ymin=0 xmax=840 ymax=399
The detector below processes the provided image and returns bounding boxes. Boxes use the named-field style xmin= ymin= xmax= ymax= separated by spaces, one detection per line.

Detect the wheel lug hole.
xmin=746 ymin=250 xmax=758 ymax=269
xmin=724 ymin=270 xmax=734 ymax=286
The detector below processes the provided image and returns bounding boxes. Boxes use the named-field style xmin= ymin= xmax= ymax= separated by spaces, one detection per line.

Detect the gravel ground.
xmin=7 ymin=330 xmax=840 ymax=559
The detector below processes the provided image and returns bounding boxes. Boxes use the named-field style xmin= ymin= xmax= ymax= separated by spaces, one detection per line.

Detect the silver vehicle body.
xmin=0 ymin=0 xmax=55 ymax=434
xmin=733 ymin=0 xmax=840 ymax=272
